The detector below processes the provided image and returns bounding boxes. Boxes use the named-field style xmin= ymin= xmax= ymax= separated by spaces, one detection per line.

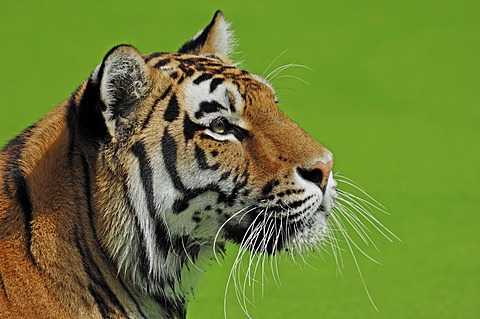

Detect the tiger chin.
xmin=0 ymin=11 xmax=336 ymax=319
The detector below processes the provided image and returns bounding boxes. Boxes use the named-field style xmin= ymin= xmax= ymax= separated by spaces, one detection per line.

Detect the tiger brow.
xmin=194 ymin=100 xmax=227 ymax=119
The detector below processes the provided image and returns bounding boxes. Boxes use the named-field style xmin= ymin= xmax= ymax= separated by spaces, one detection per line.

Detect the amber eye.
xmin=210 ymin=118 xmax=227 ymax=134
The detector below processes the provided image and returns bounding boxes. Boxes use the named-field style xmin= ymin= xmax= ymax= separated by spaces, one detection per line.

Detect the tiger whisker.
xmin=337 ymin=186 xmax=389 ymax=216
xmin=330 ymin=214 xmax=379 ymax=312
xmin=325 ymin=234 xmax=344 ymax=277
xmin=214 ymin=205 xmax=255 ymax=264
xmin=336 ymin=194 xmax=399 ymax=242
xmin=261 ymin=49 xmax=289 ymax=78
xmin=335 ymin=174 xmax=387 ymax=212
xmin=265 ymin=63 xmax=312 ymax=82
xmin=270 ymin=216 xmax=284 ymax=288
xmin=224 ymin=208 xmax=266 ymax=319
xmin=275 ymin=74 xmax=310 ymax=86
xmin=335 ymin=202 xmax=378 ymax=249
xmin=332 ymin=206 xmax=381 ymax=265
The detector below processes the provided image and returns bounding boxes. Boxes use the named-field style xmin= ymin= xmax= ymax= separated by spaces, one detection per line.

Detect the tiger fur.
xmin=0 ymin=11 xmax=336 ymax=319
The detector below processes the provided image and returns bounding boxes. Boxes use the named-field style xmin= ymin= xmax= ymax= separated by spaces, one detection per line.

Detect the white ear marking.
xmin=213 ymin=14 xmax=235 ymax=58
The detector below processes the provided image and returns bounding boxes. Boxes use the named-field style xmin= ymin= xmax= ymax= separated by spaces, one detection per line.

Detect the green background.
xmin=1 ymin=0 xmax=479 ymax=318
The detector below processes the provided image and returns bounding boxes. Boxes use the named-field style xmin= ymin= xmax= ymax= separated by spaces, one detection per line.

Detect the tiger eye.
xmin=211 ymin=118 xmax=226 ymax=134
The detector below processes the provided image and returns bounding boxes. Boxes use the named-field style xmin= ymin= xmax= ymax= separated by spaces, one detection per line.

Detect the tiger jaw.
xmin=218 ymin=172 xmax=337 ymax=255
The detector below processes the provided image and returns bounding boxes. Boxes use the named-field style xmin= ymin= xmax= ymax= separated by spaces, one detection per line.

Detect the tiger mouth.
xmin=223 ymin=173 xmax=337 ymax=255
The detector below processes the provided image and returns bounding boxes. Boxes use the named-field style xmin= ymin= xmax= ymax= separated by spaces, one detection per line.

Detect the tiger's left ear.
xmin=91 ymin=45 xmax=151 ymax=136
xmin=178 ymin=10 xmax=235 ymax=63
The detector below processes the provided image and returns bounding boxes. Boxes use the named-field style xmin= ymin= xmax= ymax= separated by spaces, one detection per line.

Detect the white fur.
xmin=213 ymin=16 xmax=235 ymax=58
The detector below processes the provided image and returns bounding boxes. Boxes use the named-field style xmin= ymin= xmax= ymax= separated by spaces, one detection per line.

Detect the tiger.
xmin=0 ymin=10 xmax=337 ymax=319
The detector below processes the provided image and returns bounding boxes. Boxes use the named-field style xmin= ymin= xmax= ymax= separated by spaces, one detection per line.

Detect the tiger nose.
xmin=297 ymin=156 xmax=334 ymax=192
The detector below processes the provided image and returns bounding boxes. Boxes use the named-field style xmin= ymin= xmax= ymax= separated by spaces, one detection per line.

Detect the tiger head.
xmin=79 ymin=10 xmax=336 ymax=300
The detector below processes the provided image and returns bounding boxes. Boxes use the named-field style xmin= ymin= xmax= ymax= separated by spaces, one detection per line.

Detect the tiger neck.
xmin=88 ymin=150 xmax=222 ymax=318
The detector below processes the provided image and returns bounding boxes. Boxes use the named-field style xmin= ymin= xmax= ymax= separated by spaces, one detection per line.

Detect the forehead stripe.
xmin=194 ymin=101 xmax=226 ymax=119
xmin=209 ymin=78 xmax=224 ymax=93
xmin=153 ymin=58 xmax=171 ymax=69
xmin=193 ymin=73 xmax=213 ymax=85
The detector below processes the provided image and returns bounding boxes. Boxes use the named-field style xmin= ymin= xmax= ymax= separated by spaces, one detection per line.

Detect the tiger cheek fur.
xmin=0 ymin=10 xmax=336 ymax=319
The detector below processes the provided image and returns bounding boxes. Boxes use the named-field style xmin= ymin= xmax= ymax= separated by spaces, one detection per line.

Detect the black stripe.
xmin=194 ymin=101 xmax=226 ymax=119
xmin=285 ymin=195 xmax=314 ymax=210
xmin=121 ymin=182 xmax=151 ymax=282
xmin=77 ymin=78 xmax=110 ymax=142
xmin=262 ymin=180 xmax=279 ymax=197
xmin=193 ymin=73 xmax=213 ymax=85
xmin=228 ymin=95 xmax=236 ymax=113
xmin=153 ymin=58 xmax=171 ymax=69
xmin=183 ymin=114 xmax=204 ymax=143
xmin=161 ymin=128 xmax=186 ymax=192
xmin=131 ymin=142 xmax=156 ymax=221
xmin=164 ymin=94 xmax=180 ymax=122
xmin=144 ymin=52 xmax=165 ymax=63
xmin=131 ymin=142 xmax=173 ymax=257
xmin=224 ymin=208 xmax=288 ymax=254
xmin=142 ymin=85 xmax=172 ymax=130
xmin=73 ymin=231 xmax=111 ymax=319
xmin=172 ymin=183 xmax=227 ymax=215
xmin=81 ymin=155 xmax=108 ymax=257
xmin=217 ymin=183 xmax=244 ymax=206
xmin=66 ymin=91 xmax=79 ymax=166
xmin=1 ymin=126 xmax=38 ymax=266
xmin=169 ymin=71 xmax=179 ymax=80
xmin=194 ymin=144 xmax=219 ymax=170
xmin=209 ymin=78 xmax=224 ymax=93
xmin=74 ymin=227 xmax=129 ymax=319
xmin=177 ymin=75 xmax=186 ymax=85
xmin=2 ymin=125 xmax=35 ymax=196
xmin=0 ymin=271 xmax=8 ymax=303
xmin=230 ymin=125 xmax=250 ymax=142
xmin=15 ymin=172 xmax=37 ymax=267
xmin=80 ymin=156 xmax=128 ymax=318
xmin=88 ymin=285 xmax=109 ymax=319
xmin=118 ymin=276 xmax=148 ymax=319
xmin=178 ymin=63 xmax=195 ymax=77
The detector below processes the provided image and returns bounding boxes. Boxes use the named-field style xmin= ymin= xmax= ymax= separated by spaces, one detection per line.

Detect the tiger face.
xmin=90 ymin=11 xmax=336 ymax=282
xmin=86 ymin=11 xmax=337 ymax=293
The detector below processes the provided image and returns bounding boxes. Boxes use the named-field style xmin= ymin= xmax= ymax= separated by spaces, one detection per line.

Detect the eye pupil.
xmin=211 ymin=118 xmax=226 ymax=134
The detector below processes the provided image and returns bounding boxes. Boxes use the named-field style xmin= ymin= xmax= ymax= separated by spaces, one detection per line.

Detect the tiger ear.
xmin=91 ymin=45 xmax=150 ymax=136
xmin=178 ymin=10 xmax=235 ymax=63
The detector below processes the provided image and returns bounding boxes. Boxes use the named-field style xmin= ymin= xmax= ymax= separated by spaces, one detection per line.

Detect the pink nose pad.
xmin=311 ymin=160 xmax=333 ymax=190
xmin=297 ymin=159 xmax=333 ymax=192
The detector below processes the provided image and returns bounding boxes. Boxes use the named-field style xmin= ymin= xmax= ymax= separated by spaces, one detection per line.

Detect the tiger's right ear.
xmin=178 ymin=10 xmax=235 ymax=64
xmin=90 ymin=45 xmax=150 ymax=136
